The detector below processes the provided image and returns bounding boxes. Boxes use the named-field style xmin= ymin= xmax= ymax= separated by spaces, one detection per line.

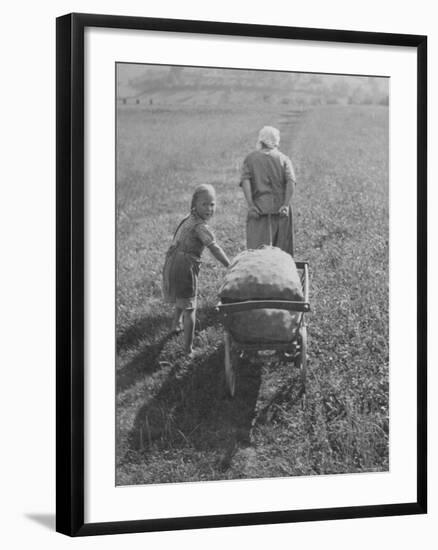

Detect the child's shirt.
xmin=171 ymin=213 xmax=216 ymax=260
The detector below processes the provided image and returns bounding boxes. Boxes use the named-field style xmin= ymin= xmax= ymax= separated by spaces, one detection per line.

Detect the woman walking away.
xmin=163 ymin=184 xmax=230 ymax=355
xmin=240 ymin=126 xmax=297 ymax=255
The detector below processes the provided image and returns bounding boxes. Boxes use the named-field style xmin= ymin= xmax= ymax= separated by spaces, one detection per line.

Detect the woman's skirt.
xmin=246 ymin=205 xmax=294 ymax=255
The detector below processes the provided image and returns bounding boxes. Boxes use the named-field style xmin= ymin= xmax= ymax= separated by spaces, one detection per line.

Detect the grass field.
xmin=116 ymin=103 xmax=389 ymax=485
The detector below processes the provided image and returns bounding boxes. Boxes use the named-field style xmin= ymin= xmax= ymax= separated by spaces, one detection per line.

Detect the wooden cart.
xmin=217 ymin=261 xmax=310 ymax=398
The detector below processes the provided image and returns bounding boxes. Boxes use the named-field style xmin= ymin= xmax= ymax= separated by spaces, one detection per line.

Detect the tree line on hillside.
xmin=118 ymin=65 xmax=389 ymax=106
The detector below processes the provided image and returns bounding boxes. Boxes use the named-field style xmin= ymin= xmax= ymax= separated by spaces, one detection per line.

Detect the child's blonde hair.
xmin=190 ymin=184 xmax=216 ymax=212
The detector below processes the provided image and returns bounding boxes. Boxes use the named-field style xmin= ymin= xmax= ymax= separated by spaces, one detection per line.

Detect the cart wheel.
xmin=224 ymin=331 xmax=236 ymax=397
xmin=297 ymin=326 xmax=308 ymax=402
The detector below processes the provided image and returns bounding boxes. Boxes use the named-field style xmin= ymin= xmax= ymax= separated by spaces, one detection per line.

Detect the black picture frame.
xmin=56 ymin=12 xmax=427 ymax=537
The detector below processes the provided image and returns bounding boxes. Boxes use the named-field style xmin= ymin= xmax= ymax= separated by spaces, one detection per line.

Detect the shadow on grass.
xmin=117 ymin=332 xmax=174 ymax=393
xmin=117 ymin=312 xmax=170 ymax=355
xmin=116 ymin=306 xmax=219 ymax=395
xmin=128 ymin=347 xmax=262 ymax=473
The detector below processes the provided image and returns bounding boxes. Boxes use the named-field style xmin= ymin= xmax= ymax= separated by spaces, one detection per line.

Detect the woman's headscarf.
xmin=256 ymin=126 xmax=280 ymax=150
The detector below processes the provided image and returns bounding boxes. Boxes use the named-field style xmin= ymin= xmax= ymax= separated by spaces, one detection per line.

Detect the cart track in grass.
xmin=116 ymin=104 xmax=389 ymax=484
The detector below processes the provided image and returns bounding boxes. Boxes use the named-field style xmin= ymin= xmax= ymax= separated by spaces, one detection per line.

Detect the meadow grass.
xmin=116 ymin=103 xmax=389 ymax=484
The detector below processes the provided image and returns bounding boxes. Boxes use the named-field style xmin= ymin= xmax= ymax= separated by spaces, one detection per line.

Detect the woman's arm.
xmin=283 ymin=178 xmax=294 ymax=205
xmin=208 ymin=242 xmax=231 ymax=267
xmin=279 ymin=157 xmax=296 ymax=216
xmin=241 ymin=179 xmax=254 ymax=207
xmin=241 ymin=179 xmax=260 ymax=218
xmin=279 ymin=179 xmax=294 ymax=217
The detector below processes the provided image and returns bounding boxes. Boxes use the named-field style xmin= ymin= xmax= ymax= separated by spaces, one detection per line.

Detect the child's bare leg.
xmin=183 ymin=308 xmax=196 ymax=353
xmin=171 ymin=307 xmax=183 ymax=333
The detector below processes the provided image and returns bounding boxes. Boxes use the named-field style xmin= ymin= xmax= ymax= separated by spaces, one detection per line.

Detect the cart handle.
xmin=216 ymin=299 xmax=310 ymax=314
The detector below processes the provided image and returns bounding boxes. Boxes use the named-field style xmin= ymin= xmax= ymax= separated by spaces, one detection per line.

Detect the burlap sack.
xmin=219 ymin=246 xmax=303 ymax=302
xmin=226 ymin=309 xmax=300 ymax=344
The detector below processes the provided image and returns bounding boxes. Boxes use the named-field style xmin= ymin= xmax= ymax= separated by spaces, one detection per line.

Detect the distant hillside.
xmin=117 ymin=64 xmax=389 ymax=107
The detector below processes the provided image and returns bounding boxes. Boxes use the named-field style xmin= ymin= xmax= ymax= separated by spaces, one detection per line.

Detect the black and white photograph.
xmin=2 ymin=0 xmax=433 ymax=546
xmin=115 ymin=63 xmax=390 ymax=486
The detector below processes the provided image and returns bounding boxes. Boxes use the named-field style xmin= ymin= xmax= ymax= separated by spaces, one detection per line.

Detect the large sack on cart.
xmin=219 ymin=246 xmax=304 ymax=302
xmin=226 ymin=308 xmax=300 ymax=344
xmin=218 ymin=246 xmax=304 ymax=344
